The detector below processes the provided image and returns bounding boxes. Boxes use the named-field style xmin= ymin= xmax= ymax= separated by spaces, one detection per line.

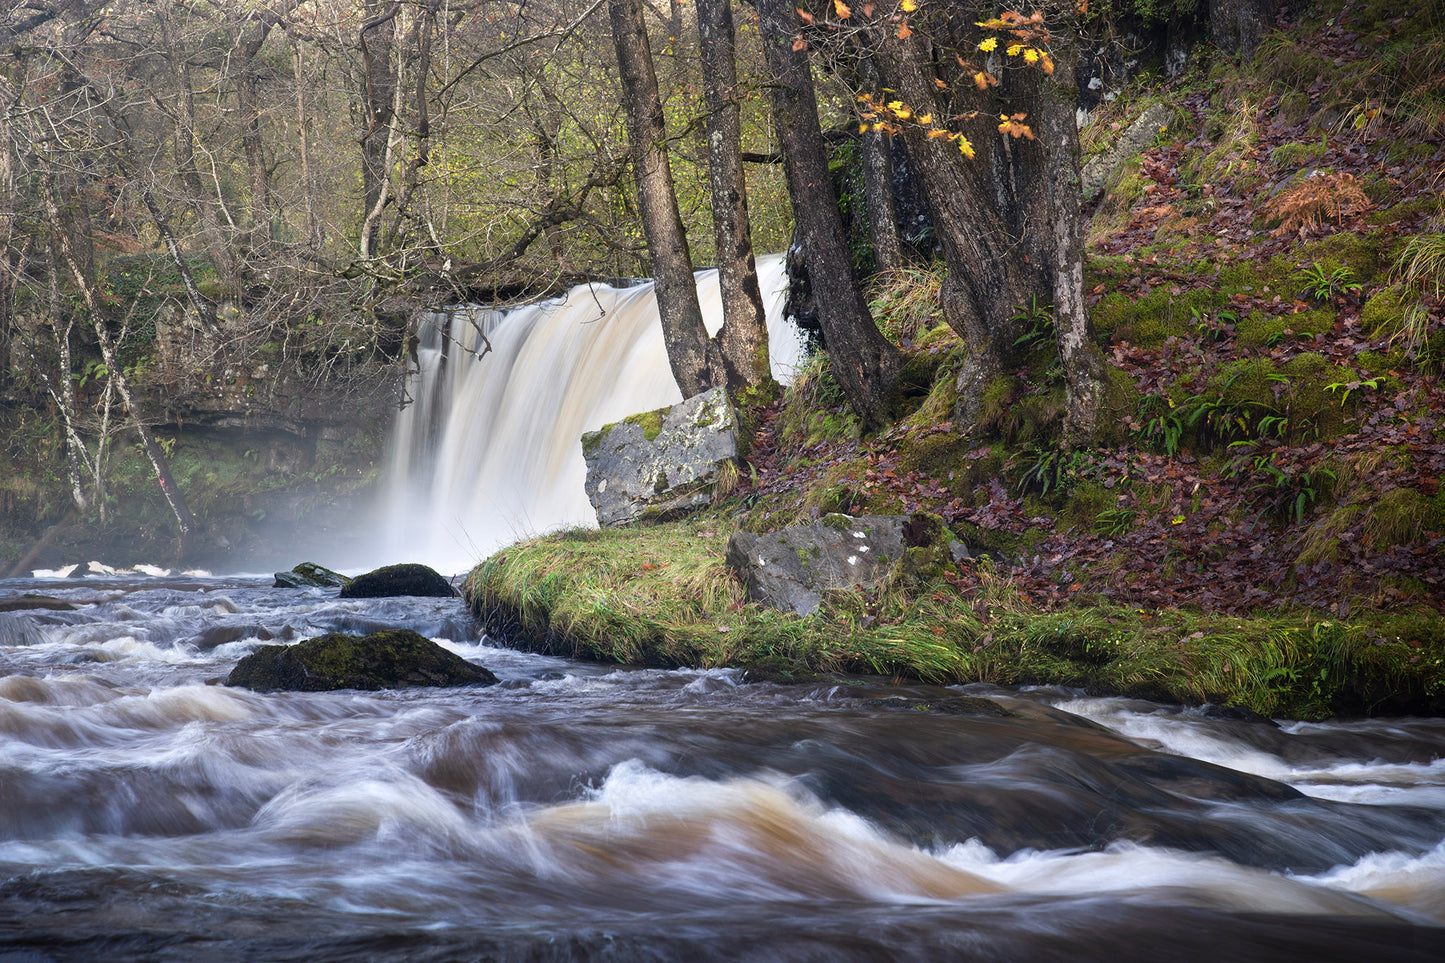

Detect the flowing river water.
xmin=2 ymin=574 xmax=1443 ymax=960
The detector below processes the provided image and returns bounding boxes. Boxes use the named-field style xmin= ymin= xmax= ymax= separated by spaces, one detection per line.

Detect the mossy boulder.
xmin=339 ymin=563 xmax=455 ymax=598
xmin=274 ymin=562 xmax=352 ymax=589
xmin=726 ymin=512 xmax=967 ymax=616
xmin=225 ymin=629 xmax=498 ymax=692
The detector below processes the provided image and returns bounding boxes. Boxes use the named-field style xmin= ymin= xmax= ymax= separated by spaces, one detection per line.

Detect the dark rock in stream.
xmin=339 ymin=563 xmax=456 ymax=598
xmin=273 ymin=562 xmax=352 ymax=589
xmin=225 ymin=629 xmax=497 ymax=692
xmin=0 ymin=594 xmax=77 ymax=613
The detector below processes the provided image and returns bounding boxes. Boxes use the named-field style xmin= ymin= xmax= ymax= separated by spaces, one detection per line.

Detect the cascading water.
xmin=378 ymin=255 xmax=804 ymax=572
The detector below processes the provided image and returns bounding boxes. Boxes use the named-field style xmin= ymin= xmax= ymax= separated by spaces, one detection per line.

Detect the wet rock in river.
xmin=0 ymin=594 xmax=77 ymax=613
xmin=273 ymin=562 xmax=352 ymax=589
xmin=338 ymin=563 xmax=455 ymax=598
xmin=581 ymin=386 xmax=739 ymax=527
xmin=725 ymin=512 xmax=969 ymax=616
xmin=225 ymin=629 xmax=497 ymax=692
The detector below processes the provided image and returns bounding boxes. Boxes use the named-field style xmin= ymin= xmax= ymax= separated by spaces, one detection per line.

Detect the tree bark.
xmin=359 ymin=0 xmax=400 ymax=259
xmin=697 ymin=0 xmax=771 ymax=389
xmin=865 ymin=7 xmax=1102 ymax=441
xmin=1210 ymin=0 xmax=1274 ymax=60
xmin=757 ymin=0 xmax=898 ymax=429
xmin=861 ymin=128 xmax=903 ymax=273
xmin=609 ymin=0 xmax=718 ymax=398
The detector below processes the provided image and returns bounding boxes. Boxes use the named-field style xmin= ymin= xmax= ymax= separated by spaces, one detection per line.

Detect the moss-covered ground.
xmin=467 ymin=3 xmax=1445 ymax=720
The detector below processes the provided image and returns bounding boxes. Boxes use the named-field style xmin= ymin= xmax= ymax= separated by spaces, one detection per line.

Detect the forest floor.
xmin=468 ymin=3 xmax=1445 ymax=719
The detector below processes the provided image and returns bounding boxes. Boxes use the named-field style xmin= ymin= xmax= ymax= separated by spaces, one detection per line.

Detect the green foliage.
xmin=1295 ymin=262 xmax=1363 ymax=302
xmin=464 ymin=520 xmax=1445 ymax=718
xmin=1010 ymin=296 xmax=1055 ymax=352
xmin=1223 ymin=449 xmax=1335 ymax=525
xmin=778 ymin=353 xmax=861 ymax=448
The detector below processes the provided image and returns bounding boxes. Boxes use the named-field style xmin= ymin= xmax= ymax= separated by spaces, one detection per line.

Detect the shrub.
xmin=1265 ymin=172 xmax=1372 ymax=235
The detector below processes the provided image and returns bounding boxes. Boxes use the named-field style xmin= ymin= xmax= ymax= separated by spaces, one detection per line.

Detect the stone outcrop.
xmin=338 ymin=563 xmax=455 ymax=598
xmin=225 ymin=629 xmax=497 ymax=692
xmin=725 ymin=513 xmax=968 ymax=616
xmin=273 ymin=562 xmax=352 ymax=589
xmin=581 ymin=387 xmax=739 ymax=527
xmin=1081 ymin=102 xmax=1175 ymax=201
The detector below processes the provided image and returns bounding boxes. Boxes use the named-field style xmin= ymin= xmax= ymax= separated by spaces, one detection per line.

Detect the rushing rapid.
xmin=1 ymin=574 xmax=1442 ymax=960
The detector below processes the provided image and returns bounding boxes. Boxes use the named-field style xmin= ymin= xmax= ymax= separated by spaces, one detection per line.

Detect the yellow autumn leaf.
xmin=978 ymin=37 xmax=997 ymax=52
xmin=859 ymin=124 xmax=868 ymax=134
xmin=957 ymin=135 xmax=975 ymax=159
xmin=973 ymin=71 xmax=988 ymax=89
xmin=916 ymin=113 xmax=932 ymax=124
xmin=900 ymin=0 xmax=917 ymax=10
xmin=888 ymin=100 xmax=904 ymax=111
xmin=1023 ymin=47 xmax=1039 ymax=64
xmin=834 ymin=0 xmax=851 ymax=18
xmin=1006 ymin=43 xmax=1023 ymax=56
xmin=927 ymin=128 xmax=949 ymax=138
xmin=894 ymin=107 xmax=911 ymax=119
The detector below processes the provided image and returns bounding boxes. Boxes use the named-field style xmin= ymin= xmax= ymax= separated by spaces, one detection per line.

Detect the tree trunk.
xmin=866 ymin=9 xmax=1102 ymax=441
xmin=234 ymin=13 xmax=279 ymax=246
xmin=861 ymin=128 xmax=903 ymax=273
xmin=1037 ymin=48 xmax=1105 ymax=443
xmin=1210 ymin=0 xmax=1274 ymax=60
xmin=757 ymin=0 xmax=898 ymax=429
xmin=359 ymin=0 xmax=400 ymax=259
xmin=609 ymin=0 xmax=718 ymax=398
xmin=156 ymin=2 xmax=239 ymax=293
xmin=697 ymin=0 xmax=772 ymax=389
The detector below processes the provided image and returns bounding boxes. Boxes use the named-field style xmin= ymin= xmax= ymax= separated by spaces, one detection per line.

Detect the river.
xmin=1 ymin=572 xmax=1442 ymax=960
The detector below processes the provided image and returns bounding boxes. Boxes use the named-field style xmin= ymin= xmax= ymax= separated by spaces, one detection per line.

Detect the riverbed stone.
xmin=725 ymin=513 xmax=969 ymax=616
xmin=273 ymin=562 xmax=352 ymax=589
xmin=1081 ymin=102 xmax=1175 ymax=201
xmin=225 ymin=629 xmax=497 ymax=692
xmin=0 ymin=594 xmax=77 ymax=613
xmin=581 ymin=386 xmax=739 ymax=528
xmin=338 ymin=563 xmax=455 ymax=598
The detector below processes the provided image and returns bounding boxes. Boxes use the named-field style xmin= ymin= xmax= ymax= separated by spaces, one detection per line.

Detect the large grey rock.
xmin=1081 ymin=102 xmax=1175 ymax=201
xmin=582 ymin=387 xmax=739 ymax=527
xmin=726 ymin=513 xmax=968 ymax=616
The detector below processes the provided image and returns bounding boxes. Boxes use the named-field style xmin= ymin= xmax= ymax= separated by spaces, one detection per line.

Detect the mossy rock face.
xmin=225 ymin=629 xmax=499 ymax=692
xmin=339 ymin=563 xmax=456 ymax=598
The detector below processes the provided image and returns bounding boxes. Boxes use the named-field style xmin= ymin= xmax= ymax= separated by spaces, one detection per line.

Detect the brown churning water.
xmin=0 ymin=575 xmax=1443 ymax=960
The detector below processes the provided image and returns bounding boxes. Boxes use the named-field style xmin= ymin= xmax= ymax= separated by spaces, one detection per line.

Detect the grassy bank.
xmin=463 ymin=519 xmax=1444 ymax=720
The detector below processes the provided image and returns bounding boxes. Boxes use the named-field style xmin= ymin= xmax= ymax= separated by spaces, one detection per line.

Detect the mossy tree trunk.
xmin=857 ymin=3 xmax=1104 ymax=441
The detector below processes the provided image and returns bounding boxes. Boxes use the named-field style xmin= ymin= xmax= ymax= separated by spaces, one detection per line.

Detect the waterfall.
xmin=378 ymin=254 xmax=803 ymax=573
